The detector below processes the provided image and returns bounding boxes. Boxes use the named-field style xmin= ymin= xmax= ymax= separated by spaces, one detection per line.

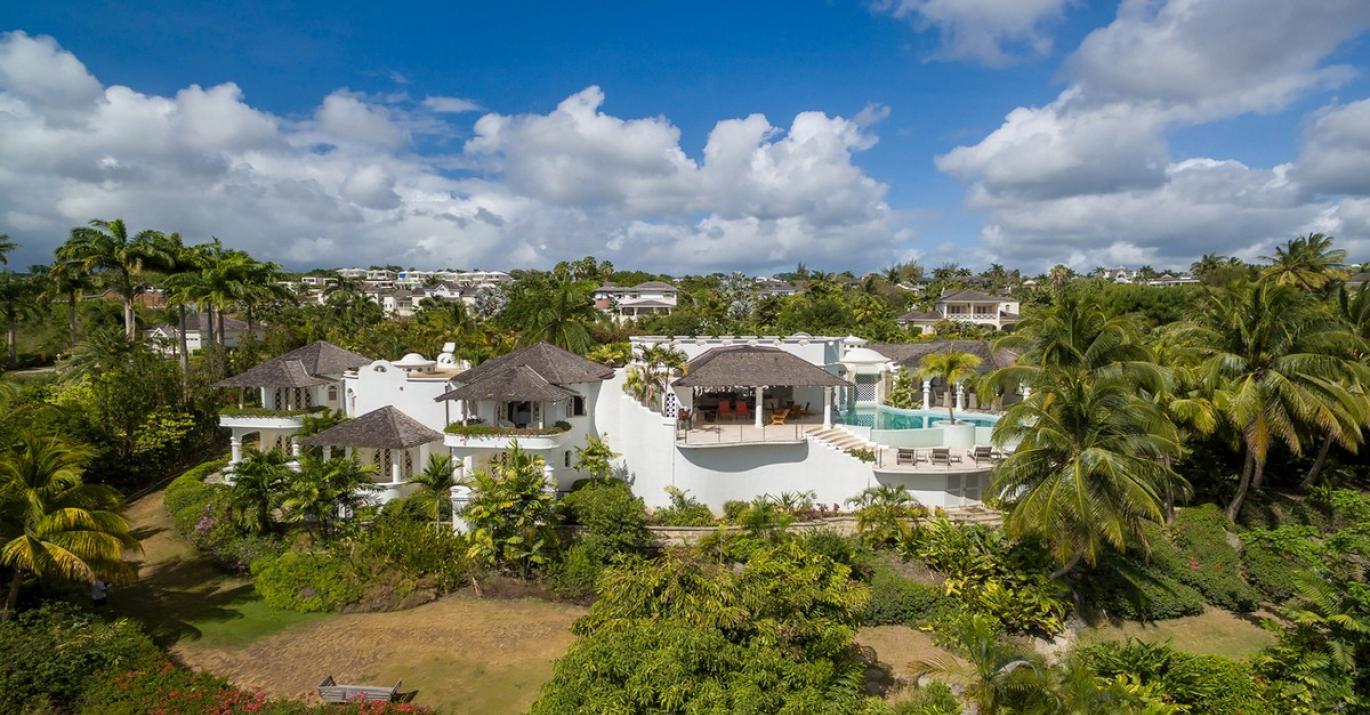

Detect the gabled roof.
xmin=632 ymin=281 xmax=677 ymax=291
xmin=300 ymin=406 xmax=442 ymax=450
xmin=214 ymin=340 xmax=372 ymax=388
xmin=938 ymin=289 xmax=1004 ymax=303
xmin=673 ymin=345 xmax=851 ymax=388
xmin=867 ymin=340 xmax=1017 ymax=374
xmin=896 ymin=309 xmax=942 ymax=323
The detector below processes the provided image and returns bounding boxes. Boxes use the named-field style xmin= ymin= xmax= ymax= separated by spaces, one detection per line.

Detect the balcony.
xmin=443 ymin=421 xmax=572 ymax=451
xmin=219 ymin=405 xmax=327 ymax=431
xmin=674 ymin=420 xmax=810 ymax=448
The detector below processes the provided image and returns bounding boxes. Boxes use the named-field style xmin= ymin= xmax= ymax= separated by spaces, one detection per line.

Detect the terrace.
xmin=671 ymin=345 xmax=850 ymax=448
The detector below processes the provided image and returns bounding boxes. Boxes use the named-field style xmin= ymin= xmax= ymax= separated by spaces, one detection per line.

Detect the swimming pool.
xmin=838 ymin=406 xmax=999 ymax=430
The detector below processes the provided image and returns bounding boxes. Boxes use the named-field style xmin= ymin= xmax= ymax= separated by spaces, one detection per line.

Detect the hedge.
xmin=250 ymin=550 xmax=365 ymax=613
xmin=1240 ymin=526 xmax=1322 ymax=603
xmin=1157 ymin=505 xmax=1263 ymax=613
xmin=861 ymin=566 xmax=947 ymax=627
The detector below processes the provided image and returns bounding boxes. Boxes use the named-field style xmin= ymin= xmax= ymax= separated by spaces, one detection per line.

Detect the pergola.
xmin=672 ymin=345 xmax=852 ymax=428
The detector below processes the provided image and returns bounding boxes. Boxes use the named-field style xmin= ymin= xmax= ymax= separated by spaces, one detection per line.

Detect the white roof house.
xmin=594 ymin=281 xmax=679 ymax=321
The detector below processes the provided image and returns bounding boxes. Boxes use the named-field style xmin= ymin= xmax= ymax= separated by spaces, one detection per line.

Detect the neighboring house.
xmin=143 ymin=312 xmax=250 ymax=354
xmin=1097 ymin=266 xmax=1138 ymax=283
xmin=300 ymin=276 xmax=337 ymax=289
xmin=593 ymin=281 xmax=679 ymax=321
xmin=1346 ymin=272 xmax=1369 ymax=290
xmin=866 ymin=340 xmax=1019 ymax=410
xmin=1145 ymin=274 xmax=1201 ymax=287
xmin=755 ymin=280 xmax=799 ymax=298
xmin=336 ymin=268 xmax=367 ymax=279
xmin=896 ymin=289 xmax=1021 ymax=334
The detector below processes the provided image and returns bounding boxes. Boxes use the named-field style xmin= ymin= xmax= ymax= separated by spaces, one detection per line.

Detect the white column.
xmin=450 ymin=483 xmax=473 ymax=534
xmin=922 ymin=380 xmax=931 ymax=411
xmin=391 ymin=463 xmax=402 ymax=484
xmin=754 ymin=385 xmax=764 ymax=428
xmin=230 ymin=433 xmax=243 ymax=464
xmin=955 ymin=382 xmax=965 ymax=412
xmin=542 ymin=464 xmax=557 ymax=493
xmin=323 ymin=445 xmax=332 ymax=460
xmin=291 ymin=438 xmax=301 ymax=458
xmin=823 ymin=387 xmax=833 ymax=429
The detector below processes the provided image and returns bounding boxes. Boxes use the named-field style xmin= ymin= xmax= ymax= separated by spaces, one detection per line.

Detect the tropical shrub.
xmin=848 ymin=484 xmax=925 ymax=547
xmin=1077 ymin=639 xmax=1273 ymax=715
xmin=892 ymin=682 xmax=960 ymax=715
xmin=862 ymin=565 xmax=947 ymax=627
xmin=548 ymin=541 xmax=608 ymax=601
xmin=533 ymin=542 xmax=880 ymax=713
xmin=1241 ymin=526 xmax=1322 ymax=603
xmin=82 ymin=660 xmax=432 ymax=714
xmin=1157 ymin=505 xmax=1262 ymax=612
xmin=250 ymin=550 xmax=364 ymax=613
xmin=0 ymin=603 xmax=160 ymax=713
xmin=1080 ymin=551 xmax=1206 ymax=621
xmin=560 ymin=479 xmax=650 ymax=557
xmin=651 ymin=485 xmax=715 ymax=526
xmin=900 ymin=518 xmax=1067 ymax=635
xmin=352 ymin=515 xmax=477 ymax=594
xmin=721 ymin=499 xmax=750 ymax=522
xmin=795 ymin=530 xmax=869 ymax=574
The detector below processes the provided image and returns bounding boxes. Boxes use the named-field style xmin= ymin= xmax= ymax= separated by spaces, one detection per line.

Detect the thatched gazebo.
xmin=300 ymin=406 xmax=443 ymax=490
xmin=673 ymin=345 xmax=851 ymax=428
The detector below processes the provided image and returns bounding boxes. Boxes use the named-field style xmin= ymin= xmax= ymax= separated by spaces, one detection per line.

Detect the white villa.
xmin=215 ymin=334 xmax=1017 ymax=516
xmin=897 ymin=289 xmax=1021 ymax=334
xmin=593 ymin=281 xmax=679 ymax=321
xmin=144 ymin=312 xmax=251 ymax=354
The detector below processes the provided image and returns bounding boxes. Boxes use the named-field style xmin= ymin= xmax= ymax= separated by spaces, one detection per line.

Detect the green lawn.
xmin=1078 ymin=607 xmax=1278 ymax=659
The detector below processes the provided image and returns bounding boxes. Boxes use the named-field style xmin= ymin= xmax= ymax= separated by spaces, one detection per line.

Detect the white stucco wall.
xmin=344 ymin=361 xmax=451 ymax=426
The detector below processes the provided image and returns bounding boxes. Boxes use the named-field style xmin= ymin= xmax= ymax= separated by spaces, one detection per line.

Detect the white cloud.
xmin=873 ymin=0 xmax=1072 ymax=66
xmin=935 ymin=0 xmax=1370 ymax=268
xmin=1295 ymin=99 xmax=1370 ymax=196
xmin=0 ymin=32 xmax=901 ymax=273
xmin=421 ymin=95 xmax=482 ymax=113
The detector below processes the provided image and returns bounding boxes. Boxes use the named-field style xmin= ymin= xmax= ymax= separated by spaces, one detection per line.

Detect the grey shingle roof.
xmin=896 ymin=309 xmax=942 ymax=323
xmin=673 ymin=345 xmax=851 ymax=388
xmin=300 ymin=406 xmax=443 ymax=450
xmin=439 ymin=364 xmax=578 ymax=402
xmin=214 ymin=340 xmax=372 ymax=388
xmin=632 ymin=281 xmax=677 ymax=291
xmin=452 ymin=342 xmax=613 ymax=387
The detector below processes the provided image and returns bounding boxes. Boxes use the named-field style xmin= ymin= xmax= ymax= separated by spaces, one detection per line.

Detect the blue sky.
xmin=2 ymin=1 xmax=1369 ymax=274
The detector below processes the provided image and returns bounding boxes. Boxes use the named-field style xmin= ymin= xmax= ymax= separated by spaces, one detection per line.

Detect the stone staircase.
xmin=803 ymin=424 xmax=878 ymax=453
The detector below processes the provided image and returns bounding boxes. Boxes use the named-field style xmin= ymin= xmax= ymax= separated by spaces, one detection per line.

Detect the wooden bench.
xmin=317 ymin=675 xmax=401 ymax=704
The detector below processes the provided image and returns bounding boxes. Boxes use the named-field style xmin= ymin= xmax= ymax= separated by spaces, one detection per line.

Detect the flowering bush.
xmin=85 ymin=661 xmax=431 ymax=713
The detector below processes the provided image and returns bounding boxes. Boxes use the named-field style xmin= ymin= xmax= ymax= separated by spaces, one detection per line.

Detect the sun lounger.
xmin=930 ymin=448 xmax=962 ymax=467
xmin=972 ymin=446 xmax=994 ymax=466
xmin=896 ymin=448 xmax=917 ymax=466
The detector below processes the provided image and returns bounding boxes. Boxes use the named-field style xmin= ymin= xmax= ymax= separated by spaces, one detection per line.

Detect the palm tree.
xmin=917 ymin=351 xmax=982 ymax=424
xmin=1182 ymin=281 xmax=1363 ymax=519
xmin=0 ymin=432 xmax=139 ymax=618
xmin=989 ymin=370 xmax=1185 ymax=576
xmin=62 ymin=219 xmax=172 ymax=339
xmin=0 ymin=234 xmax=14 ymax=266
xmin=278 ymin=455 xmax=375 ymax=536
xmin=909 ymin=613 xmax=1051 ymax=715
xmin=0 ymin=271 xmax=40 ymax=369
xmin=227 ymin=448 xmax=290 ymax=534
xmin=990 ymin=291 xmax=1160 ymax=392
xmin=153 ymin=232 xmax=202 ymax=375
xmin=236 ymin=257 xmax=293 ymax=335
xmin=409 ymin=453 xmax=457 ymax=527
xmin=43 ymin=246 xmax=95 ymax=346
xmin=1262 ymin=233 xmax=1348 ymax=292
xmin=1149 ymin=327 xmax=1219 ymax=522
xmin=1301 ymin=282 xmax=1370 ymax=489
xmin=522 ymin=279 xmax=596 ymax=353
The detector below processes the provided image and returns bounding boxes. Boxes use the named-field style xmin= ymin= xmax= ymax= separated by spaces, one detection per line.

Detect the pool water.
xmin=839 ymin=406 xmax=998 ymax=430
